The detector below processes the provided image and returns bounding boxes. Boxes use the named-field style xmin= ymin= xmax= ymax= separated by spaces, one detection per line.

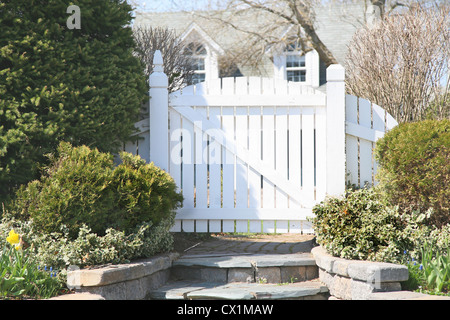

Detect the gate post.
xmin=326 ymin=64 xmax=346 ymax=197
xmin=149 ymin=50 xmax=169 ymax=171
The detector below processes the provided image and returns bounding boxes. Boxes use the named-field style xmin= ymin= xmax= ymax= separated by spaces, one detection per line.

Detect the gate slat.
xmin=194 ymin=118 xmax=208 ymax=209
xmin=248 ymin=77 xmax=262 ymax=232
xmin=235 ymin=106 xmax=248 ymax=209
xmin=248 ymin=106 xmax=261 ymax=209
xmin=261 ymin=104 xmax=276 ymax=233
xmin=221 ymin=106 xmax=235 ymax=210
xmin=262 ymin=106 xmax=275 ymax=209
xmin=169 ymin=109 xmax=183 ymax=231
xmin=345 ymin=95 xmax=359 ymax=187
xmin=208 ymin=106 xmax=222 ymax=210
xmin=288 ymin=106 xmax=301 ymax=209
xmin=248 ymin=106 xmax=262 ymax=232
xmin=359 ymin=98 xmax=373 ymax=187
xmin=169 ymin=109 xmax=182 ymax=190
xmin=372 ymin=104 xmax=386 ymax=184
xmin=182 ymin=118 xmax=195 ymax=208
xmin=208 ymin=105 xmax=223 ymax=231
xmin=235 ymin=106 xmax=249 ymax=232
xmin=315 ymin=106 xmax=327 ymax=202
xmin=301 ymin=107 xmax=315 ymax=204
xmin=275 ymin=107 xmax=289 ymax=210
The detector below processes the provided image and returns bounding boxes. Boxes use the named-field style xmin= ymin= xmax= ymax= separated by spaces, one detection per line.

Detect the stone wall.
xmin=312 ymin=246 xmax=409 ymax=300
xmin=311 ymin=246 xmax=450 ymax=300
xmin=56 ymin=247 xmax=450 ymax=300
xmin=65 ymin=253 xmax=178 ymax=300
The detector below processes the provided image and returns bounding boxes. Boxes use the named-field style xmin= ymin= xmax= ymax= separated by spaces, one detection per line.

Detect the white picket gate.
xmin=124 ymin=51 xmax=397 ymax=234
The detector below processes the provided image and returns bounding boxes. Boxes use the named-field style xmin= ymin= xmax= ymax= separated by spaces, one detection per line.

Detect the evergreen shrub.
xmin=12 ymin=142 xmax=183 ymax=239
xmin=375 ymin=119 xmax=449 ymax=227
xmin=0 ymin=0 xmax=148 ymax=201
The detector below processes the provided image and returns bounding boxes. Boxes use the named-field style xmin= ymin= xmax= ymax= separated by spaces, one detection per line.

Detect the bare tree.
xmin=189 ymin=0 xmax=424 ymax=76
xmin=345 ymin=4 xmax=450 ymax=123
xmin=195 ymin=0 xmax=339 ymax=71
xmin=130 ymin=0 xmax=435 ymax=79
xmin=133 ymin=26 xmax=195 ymax=92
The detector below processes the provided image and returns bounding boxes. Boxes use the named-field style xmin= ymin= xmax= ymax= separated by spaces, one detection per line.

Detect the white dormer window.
xmin=273 ymin=43 xmax=320 ymax=88
xmin=179 ymin=23 xmax=224 ymax=84
xmin=286 ymin=54 xmax=306 ymax=82
xmin=184 ymin=42 xmax=207 ymax=84
xmin=285 ymin=42 xmax=306 ymax=82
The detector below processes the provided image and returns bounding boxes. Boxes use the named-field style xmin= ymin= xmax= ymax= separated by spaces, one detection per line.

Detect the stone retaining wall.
xmin=311 ymin=246 xmax=450 ymax=300
xmin=65 ymin=253 xmax=179 ymax=300
xmin=312 ymin=246 xmax=408 ymax=300
xmin=57 ymin=247 xmax=450 ymax=300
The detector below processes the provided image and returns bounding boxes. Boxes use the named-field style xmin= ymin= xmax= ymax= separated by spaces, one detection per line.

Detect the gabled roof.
xmin=179 ymin=22 xmax=225 ymax=55
xmin=134 ymin=2 xmax=368 ymax=65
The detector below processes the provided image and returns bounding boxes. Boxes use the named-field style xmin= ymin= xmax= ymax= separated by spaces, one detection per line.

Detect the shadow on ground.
xmin=172 ymin=233 xmax=316 ymax=256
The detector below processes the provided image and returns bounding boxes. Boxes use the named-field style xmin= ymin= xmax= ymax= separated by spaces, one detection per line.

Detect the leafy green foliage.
xmin=12 ymin=142 xmax=183 ymax=238
xmin=375 ymin=119 xmax=450 ymax=227
xmin=0 ymin=0 xmax=148 ymax=201
xmin=1 ymin=212 xmax=176 ymax=273
xmin=403 ymin=241 xmax=450 ymax=295
xmin=420 ymin=244 xmax=450 ymax=293
xmin=0 ymin=241 xmax=62 ymax=299
xmin=311 ymin=188 xmax=414 ymax=262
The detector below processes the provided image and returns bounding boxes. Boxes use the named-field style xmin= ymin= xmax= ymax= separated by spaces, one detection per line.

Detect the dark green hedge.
xmin=0 ymin=0 xmax=148 ymax=201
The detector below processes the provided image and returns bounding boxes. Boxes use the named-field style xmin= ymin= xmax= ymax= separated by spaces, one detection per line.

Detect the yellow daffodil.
xmin=6 ymin=229 xmax=20 ymax=246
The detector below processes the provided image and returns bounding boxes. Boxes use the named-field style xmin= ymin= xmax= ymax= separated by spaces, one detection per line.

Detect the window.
xmin=285 ymin=42 xmax=306 ymax=82
xmin=184 ymin=42 xmax=207 ymax=84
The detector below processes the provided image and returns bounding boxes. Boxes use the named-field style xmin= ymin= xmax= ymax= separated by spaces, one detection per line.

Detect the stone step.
xmin=171 ymin=253 xmax=318 ymax=284
xmin=149 ymin=279 xmax=329 ymax=300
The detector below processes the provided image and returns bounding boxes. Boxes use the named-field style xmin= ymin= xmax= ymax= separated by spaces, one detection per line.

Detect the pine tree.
xmin=0 ymin=0 xmax=148 ymax=201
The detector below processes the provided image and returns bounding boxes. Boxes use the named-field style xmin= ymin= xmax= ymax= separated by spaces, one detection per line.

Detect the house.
xmin=133 ymin=2 xmax=376 ymax=91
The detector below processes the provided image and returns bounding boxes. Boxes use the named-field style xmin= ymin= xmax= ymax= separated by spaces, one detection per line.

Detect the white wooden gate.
xmin=124 ymin=51 xmax=397 ymax=234
xmin=167 ymin=76 xmax=327 ymax=234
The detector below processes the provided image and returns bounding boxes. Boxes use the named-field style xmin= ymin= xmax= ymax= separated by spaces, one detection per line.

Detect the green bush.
xmin=12 ymin=142 xmax=183 ymax=238
xmin=0 ymin=0 xmax=148 ymax=202
xmin=311 ymin=188 xmax=414 ymax=262
xmin=375 ymin=119 xmax=450 ymax=227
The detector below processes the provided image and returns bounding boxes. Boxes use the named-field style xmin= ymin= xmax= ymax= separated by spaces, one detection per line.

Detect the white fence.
xmin=124 ymin=51 xmax=397 ymax=234
xmin=345 ymin=95 xmax=398 ymax=188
